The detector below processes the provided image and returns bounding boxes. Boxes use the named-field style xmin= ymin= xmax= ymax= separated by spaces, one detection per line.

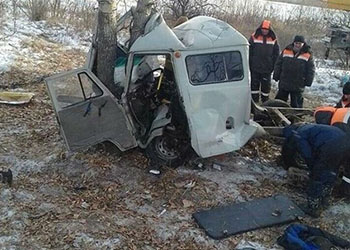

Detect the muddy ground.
xmin=0 ymin=37 xmax=349 ymax=249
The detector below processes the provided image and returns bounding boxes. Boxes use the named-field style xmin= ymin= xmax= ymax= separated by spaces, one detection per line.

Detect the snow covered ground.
xmin=307 ymin=60 xmax=349 ymax=105
xmin=0 ymin=17 xmax=90 ymax=73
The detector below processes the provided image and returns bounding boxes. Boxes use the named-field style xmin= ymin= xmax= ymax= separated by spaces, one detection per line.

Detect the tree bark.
xmin=129 ymin=0 xmax=154 ymax=49
xmin=96 ymin=0 xmax=118 ymax=92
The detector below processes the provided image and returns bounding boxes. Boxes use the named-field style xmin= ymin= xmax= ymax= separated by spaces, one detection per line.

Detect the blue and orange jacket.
xmin=249 ymin=20 xmax=280 ymax=74
xmin=273 ymin=43 xmax=315 ymax=92
xmin=283 ymin=124 xmax=345 ymax=165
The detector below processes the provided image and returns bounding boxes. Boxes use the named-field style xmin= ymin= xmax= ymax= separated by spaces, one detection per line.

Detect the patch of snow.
xmin=236 ymin=239 xmax=281 ymax=250
xmin=38 ymin=185 xmax=65 ymax=197
xmin=0 ymin=125 xmax=27 ymax=137
xmin=0 ymin=17 xmax=90 ymax=73
xmin=306 ymin=66 xmax=348 ymax=105
xmin=180 ymin=156 xmax=286 ymax=203
xmin=0 ymin=156 xmax=45 ymax=176
xmin=324 ymin=202 xmax=350 ymax=235
xmin=0 ymin=189 xmax=12 ymax=201
xmin=73 ymin=233 xmax=122 ymax=248
xmin=14 ymin=191 xmax=36 ymax=203
xmin=0 ymin=234 xmax=20 ymax=249
xmin=0 ymin=208 xmax=16 ymax=220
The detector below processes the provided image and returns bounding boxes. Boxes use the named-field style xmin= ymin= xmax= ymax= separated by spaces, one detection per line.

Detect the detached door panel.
xmin=46 ymin=68 xmax=137 ymax=151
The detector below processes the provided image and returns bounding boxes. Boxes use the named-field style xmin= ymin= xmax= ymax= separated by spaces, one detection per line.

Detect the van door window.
xmin=186 ymin=51 xmax=243 ymax=85
xmin=78 ymin=73 xmax=103 ymax=99
xmin=52 ymin=72 xmax=102 ymax=110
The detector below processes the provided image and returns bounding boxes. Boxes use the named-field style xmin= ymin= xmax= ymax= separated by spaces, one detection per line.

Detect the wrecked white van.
xmin=45 ymin=13 xmax=256 ymax=167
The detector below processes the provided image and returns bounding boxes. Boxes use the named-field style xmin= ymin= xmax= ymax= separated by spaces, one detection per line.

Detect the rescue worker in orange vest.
xmin=335 ymin=81 xmax=350 ymax=108
xmin=249 ymin=20 xmax=279 ymax=103
xmin=315 ymin=106 xmax=350 ymax=134
xmin=273 ymin=35 xmax=315 ymax=108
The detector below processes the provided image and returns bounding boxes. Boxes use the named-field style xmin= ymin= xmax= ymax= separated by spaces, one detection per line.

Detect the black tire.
xmin=253 ymin=99 xmax=290 ymax=126
xmin=145 ymin=135 xmax=190 ymax=168
xmin=262 ymin=99 xmax=290 ymax=108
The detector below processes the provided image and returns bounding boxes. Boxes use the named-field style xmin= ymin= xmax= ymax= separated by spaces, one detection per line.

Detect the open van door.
xmin=45 ymin=68 xmax=137 ymax=151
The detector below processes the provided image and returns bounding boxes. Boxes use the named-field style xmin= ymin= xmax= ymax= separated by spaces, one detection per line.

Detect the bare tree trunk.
xmin=96 ymin=0 xmax=118 ymax=91
xmin=129 ymin=0 xmax=154 ymax=49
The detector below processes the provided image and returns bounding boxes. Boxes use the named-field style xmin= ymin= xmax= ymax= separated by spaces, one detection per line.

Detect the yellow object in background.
xmin=0 ymin=91 xmax=35 ymax=105
xmin=328 ymin=0 xmax=350 ymax=11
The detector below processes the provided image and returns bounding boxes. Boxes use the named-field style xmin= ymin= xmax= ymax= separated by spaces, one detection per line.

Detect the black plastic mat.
xmin=193 ymin=194 xmax=304 ymax=239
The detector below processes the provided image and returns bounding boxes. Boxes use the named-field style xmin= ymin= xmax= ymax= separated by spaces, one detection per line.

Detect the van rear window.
xmin=186 ymin=51 xmax=243 ymax=85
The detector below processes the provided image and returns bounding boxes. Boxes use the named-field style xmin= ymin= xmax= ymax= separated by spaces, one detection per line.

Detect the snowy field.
xmin=0 ymin=18 xmax=90 ymax=73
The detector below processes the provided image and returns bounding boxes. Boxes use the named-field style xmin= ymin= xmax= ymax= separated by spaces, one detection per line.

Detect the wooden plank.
xmin=264 ymin=106 xmax=314 ymax=114
xmin=271 ymin=109 xmax=291 ymax=125
xmin=262 ymin=126 xmax=284 ymax=136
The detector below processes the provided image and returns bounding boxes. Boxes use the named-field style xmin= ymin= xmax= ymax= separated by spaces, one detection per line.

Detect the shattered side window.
xmin=50 ymin=72 xmax=102 ymax=110
xmin=78 ymin=73 xmax=103 ymax=99
xmin=186 ymin=51 xmax=243 ymax=85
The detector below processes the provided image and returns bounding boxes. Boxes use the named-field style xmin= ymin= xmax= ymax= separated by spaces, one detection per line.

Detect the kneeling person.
xmin=282 ymin=123 xmax=350 ymax=217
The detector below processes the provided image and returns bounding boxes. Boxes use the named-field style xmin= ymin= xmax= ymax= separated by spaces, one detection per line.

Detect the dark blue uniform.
xmin=282 ymin=124 xmax=349 ymax=214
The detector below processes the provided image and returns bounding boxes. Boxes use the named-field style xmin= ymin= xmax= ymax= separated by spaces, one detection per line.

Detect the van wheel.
xmin=145 ymin=135 xmax=189 ymax=168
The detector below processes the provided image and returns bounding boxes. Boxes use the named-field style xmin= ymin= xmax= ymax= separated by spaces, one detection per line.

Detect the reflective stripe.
xmin=298 ymin=53 xmax=311 ymax=61
xmin=251 ymin=90 xmax=260 ymax=94
xmin=314 ymin=106 xmax=336 ymax=115
xmin=343 ymin=110 xmax=350 ymax=123
xmin=298 ymin=56 xmax=309 ymax=61
xmin=261 ymin=92 xmax=269 ymax=97
xmin=252 ymin=34 xmax=276 ymax=45
xmin=343 ymin=176 xmax=350 ymax=184
xmin=253 ymin=39 xmax=264 ymax=44
xmin=282 ymin=49 xmax=294 ymax=58
xmin=331 ymin=108 xmax=350 ymax=125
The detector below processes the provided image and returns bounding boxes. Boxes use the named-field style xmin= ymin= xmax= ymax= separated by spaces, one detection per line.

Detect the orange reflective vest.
xmin=282 ymin=49 xmax=311 ymax=62
xmin=314 ymin=107 xmax=350 ymax=125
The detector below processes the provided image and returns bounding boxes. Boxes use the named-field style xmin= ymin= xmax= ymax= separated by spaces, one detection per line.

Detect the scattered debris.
xmin=0 ymin=91 xmax=35 ymax=105
xmin=184 ymin=180 xmax=196 ymax=189
xmin=236 ymin=239 xmax=277 ymax=250
xmin=81 ymin=201 xmax=89 ymax=209
xmin=149 ymin=169 xmax=161 ymax=175
xmin=158 ymin=208 xmax=167 ymax=217
xmin=212 ymin=163 xmax=222 ymax=171
xmin=0 ymin=169 xmax=13 ymax=186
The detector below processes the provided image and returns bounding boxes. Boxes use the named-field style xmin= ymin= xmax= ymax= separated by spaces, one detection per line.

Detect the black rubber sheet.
xmin=193 ymin=194 xmax=304 ymax=239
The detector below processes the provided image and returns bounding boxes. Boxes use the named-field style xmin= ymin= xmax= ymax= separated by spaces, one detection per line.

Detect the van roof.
xmin=130 ymin=14 xmax=248 ymax=52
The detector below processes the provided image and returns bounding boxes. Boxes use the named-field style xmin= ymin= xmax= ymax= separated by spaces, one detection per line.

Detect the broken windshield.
xmin=186 ymin=51 xmax=243 ymax=85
